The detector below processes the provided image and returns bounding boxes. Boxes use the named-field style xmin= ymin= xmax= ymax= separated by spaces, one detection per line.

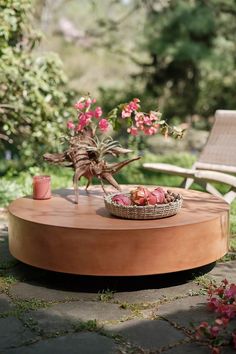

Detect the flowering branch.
xmin=67 ymin=95 xmax=184 ymax=140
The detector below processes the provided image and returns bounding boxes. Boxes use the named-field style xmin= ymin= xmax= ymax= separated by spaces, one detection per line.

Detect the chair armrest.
xmin=195 ymin=170 xmax=236 ymax=188
xmin=143 ymin=163 xmax=196 ymax=178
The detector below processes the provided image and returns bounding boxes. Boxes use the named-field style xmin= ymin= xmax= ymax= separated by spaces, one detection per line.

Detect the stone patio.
xmin=0 ymin=212 xmax=235 ymax=353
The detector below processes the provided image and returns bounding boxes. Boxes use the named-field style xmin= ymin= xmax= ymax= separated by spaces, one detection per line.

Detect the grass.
xmin=230 ymin=200 xmax=236 ymax=237
xmin=98 ymin=289 xmax=115 ymax=302
xmin=73 ymin=320 xmax=101 ymax=332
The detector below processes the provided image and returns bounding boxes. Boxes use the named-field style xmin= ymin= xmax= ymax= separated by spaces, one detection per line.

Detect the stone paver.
xmin=0 ymin=316 xmax=37 ymax=351
xmin=164 ymin=342 xmax=211 ymax=353
xmin=209 ymin=260 xmax=236 ymax=284
xmin=10 ymin=282 xmax=97 ymax=302
xmin=0 ymin=293 xmax=13 ymax=313
xmin=106 ymin=318 xmax=187 ymax=350
xmin=0 ymin=224 xmax=16 ymax=265
xmin=114 ymin=282 xmax=202 ymax=304
xmin=156 ymin=295 xmax=213 ymax=328
xmin=23 ymin=301 xmax=132 ymax=334
xmin=6 ymin=332 xmax=117 ymax=354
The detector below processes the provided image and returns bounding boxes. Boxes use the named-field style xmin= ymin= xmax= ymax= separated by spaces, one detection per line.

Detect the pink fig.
xmin=147 ymin=193 xmax=157 ymax=205
xmin=130 ymin=186 xmax=151 ymax=206
xmin=112 ymin=194 xmax=132 ymax=206
xmin=152 ymin=187 xmax=165 ymax=204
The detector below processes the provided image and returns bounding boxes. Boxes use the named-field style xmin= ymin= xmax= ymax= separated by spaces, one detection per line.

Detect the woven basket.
xmin=104 ymin=193 xmax=183 ymax=220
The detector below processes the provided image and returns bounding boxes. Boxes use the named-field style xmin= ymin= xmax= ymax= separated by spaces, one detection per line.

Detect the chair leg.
xmin=195 ymin=179 xmax=224 ymax=199
xmin=184 ymin=177 xmax=194 ymax=189
xmin=223 ymin=189 xmax=236 ymax=204
xmin=205 ymin=183 xmax=225 ymax=199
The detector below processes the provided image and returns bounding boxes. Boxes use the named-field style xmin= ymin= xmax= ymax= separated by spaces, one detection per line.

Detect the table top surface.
xmin=8 ymin=185 xmax=229 ymax=230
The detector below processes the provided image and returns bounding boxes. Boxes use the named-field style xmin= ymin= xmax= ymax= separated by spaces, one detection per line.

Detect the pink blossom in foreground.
xmin=112 ymin=194 xmax=132 ymax=206
xmin=67 ymin=120 xmax=75 ymax=129
xmin=225 ymin=284 xmax=236 ymax=298
xmin=215 ymin=317 xmax=229 ymax=327
xmin=98 ymin=118 xmax=109 ymax=132
xmin=210 ymin=326 xmax=220 ymax=337
xmin=194 ymin=279 xmax=236 ymax=353
xmin=208 ymin=297 xmax=220 ymax=312
xmin=211 ymin=347 xmax=220 ymax=354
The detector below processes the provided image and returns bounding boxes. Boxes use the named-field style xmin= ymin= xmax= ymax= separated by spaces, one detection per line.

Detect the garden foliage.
xmin=139 ymin=0 xmax=236 ymax=123
xmin=0 ymin=0 xmax=74 ymax=166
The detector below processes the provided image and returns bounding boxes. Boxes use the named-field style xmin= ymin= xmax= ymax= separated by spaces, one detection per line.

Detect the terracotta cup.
xmin=33 ymin=175 xmax=51 ymax=200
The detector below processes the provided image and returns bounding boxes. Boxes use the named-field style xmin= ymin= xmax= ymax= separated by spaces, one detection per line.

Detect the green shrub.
xmin=0 ymin=0 xmax=74 ymax=166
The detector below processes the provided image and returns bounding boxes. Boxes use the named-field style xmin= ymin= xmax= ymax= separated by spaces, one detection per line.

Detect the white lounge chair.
xmin=143 ymin=110 xmax=236 ymax=204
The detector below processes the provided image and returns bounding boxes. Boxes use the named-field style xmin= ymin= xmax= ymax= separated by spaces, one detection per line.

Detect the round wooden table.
xmin=8 ymin=186 xmax=229 ymax=276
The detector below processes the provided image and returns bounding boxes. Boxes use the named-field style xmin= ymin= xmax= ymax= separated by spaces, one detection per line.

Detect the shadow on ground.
xmin=8 ymin=261 xmax=215 ymax=293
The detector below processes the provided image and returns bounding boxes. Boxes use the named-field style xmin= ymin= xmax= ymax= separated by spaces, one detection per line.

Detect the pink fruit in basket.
xmin=152 ymin=187 xmax=165 ymax=204
xmin=130 ymin=186 xmax=151 ymax=206
xmin=147 ymin=193 xmax=158 ymax=205
xmin=112 ymin=194 xmax=132 ymax=206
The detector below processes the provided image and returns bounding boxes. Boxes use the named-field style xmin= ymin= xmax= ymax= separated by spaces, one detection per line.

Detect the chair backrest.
xmin=195 ymin=110 xmax=236 ymax=174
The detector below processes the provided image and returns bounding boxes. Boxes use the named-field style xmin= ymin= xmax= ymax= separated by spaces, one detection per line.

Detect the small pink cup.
xmin=33 ymin=175 xmax=51 ymax=200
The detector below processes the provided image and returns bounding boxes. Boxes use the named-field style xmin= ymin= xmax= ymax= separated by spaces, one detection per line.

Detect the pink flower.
xmin=210 ymin=326 xmax=220 ymax=337
xmin=112 ymin=194 xmax=132 ymax=206
xmin=67 ymin=120 xmax=75 ymax=130
xmin=94 ymin=106 xmax=103 ymax=118
xmin=76 ymin=113 xmax=91 ymax=131
xmin=98 ymin=118 xmax=109 ymax=132
xmin=225 ymin=284 xmax=236 ymax=298
xmin=127 ymin=127 xmax=138 ymax=136
xmin=122 ymin=105 xmax=132 ymax=118
xmin=74 ymin=101 xmax=84 ymax=110
xmin=215 ymin=317 xmax=229 ymax=327
xmin=143 ymin=127 xmax=157 ymax=135
xmin=198 ymin=321 xmax=209 ymax=329
xmin=129 ymin=99 xmax=140 ymax=111
xmin=85 ymin=111 xmax=94 ymax=119
xmin=208 ymin=297 xmax=220 ymax=312
xmin=135 ymin=112 xmax=144 ymax=121
xmin=122 ymin=99 xmax=140 ymax=119
xmin=84 ymin=98 xmax=92 ymax=108
xmin=211 ymin=347 xmax=220 ymax=354
xmin=133 ymin=98 xmax=140 ymax=104
xmin=143 ymin=115 xmax=152 ymax=125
